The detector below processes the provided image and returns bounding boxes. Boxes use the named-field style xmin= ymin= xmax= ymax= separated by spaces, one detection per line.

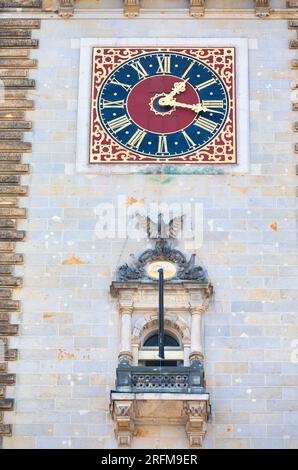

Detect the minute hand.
xmin=166 ymin=99 xmax=206 ymax=113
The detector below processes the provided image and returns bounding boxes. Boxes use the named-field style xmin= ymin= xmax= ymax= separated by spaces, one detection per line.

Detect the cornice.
xmin=0 ymin=9 xmax=297 ymax=20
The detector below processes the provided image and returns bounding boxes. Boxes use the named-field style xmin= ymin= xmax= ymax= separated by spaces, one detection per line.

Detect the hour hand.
xmin=171 ymin=80 xmax=187 ymax=96
xmin=159 ymin=80 xmax=188 ymax=106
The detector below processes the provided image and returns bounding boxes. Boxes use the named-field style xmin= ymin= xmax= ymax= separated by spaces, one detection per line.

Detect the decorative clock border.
xmin=89 ymin=47 xmax=236 ymax=164
xmin=75 ymin=38 xmax=249 ymax=174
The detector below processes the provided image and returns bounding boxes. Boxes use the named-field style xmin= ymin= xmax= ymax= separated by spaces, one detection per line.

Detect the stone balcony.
xmin=115 ymin=362 xmax=206 ymax=394
xmin=110 ymin=361 xmax=210 ymax=448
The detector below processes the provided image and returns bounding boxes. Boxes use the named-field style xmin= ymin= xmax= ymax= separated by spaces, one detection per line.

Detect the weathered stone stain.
xmin=61 ymin=254 xmax=88 ymax=266
xmin=133 ymin=428 xmax=150 ymax=437
xmin=139 ymin=165 xmax=225 ymax=175
xmin=127 ymin=196 xmax=138 ymax=205
xmin=57 ymin=348 xmax=76 ymax=361
xmin=42 ymin=312 xmax=55 ymax=319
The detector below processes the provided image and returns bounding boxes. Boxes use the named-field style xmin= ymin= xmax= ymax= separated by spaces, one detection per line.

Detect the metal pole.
xmin=158 ymin=268 xmax=165 ymax=360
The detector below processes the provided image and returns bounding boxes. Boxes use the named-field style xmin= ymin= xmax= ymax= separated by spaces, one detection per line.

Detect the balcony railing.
xmin=114 ymin=362 xmax=206 ymax=393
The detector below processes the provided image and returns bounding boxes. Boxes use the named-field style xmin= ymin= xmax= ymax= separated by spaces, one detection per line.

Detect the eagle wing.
xmin=169 ymin=215 xmax=184 ymax=239
xmin=136 ymin=213 xmax=159 ymax=239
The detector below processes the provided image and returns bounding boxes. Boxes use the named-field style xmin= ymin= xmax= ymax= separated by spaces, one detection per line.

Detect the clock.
xmin=90 ymin=47 xmax=236 ymax=164
xmin=146 ymin=260 xmax=177 ymax=281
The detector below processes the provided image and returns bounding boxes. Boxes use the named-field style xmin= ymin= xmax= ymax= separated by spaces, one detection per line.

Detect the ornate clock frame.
xmin=76 ymin=37 xmax=249 ymax=174
xmin=90 ymin=46 xmax=236 ymax=164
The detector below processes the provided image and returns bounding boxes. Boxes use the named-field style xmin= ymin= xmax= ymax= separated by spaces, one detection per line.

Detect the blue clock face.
xmin=97 ymin=51 xmax=229 ymax=159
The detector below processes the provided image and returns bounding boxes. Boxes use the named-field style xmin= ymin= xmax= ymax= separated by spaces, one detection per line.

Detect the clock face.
xmin=90 ymin=47 xmax=236 ymax=164
xmin=146 ymin=260 xmax=177 ymax=280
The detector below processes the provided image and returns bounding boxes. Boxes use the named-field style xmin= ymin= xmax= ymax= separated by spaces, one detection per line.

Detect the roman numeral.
xmin=130 ymin=61 xmax=149 ymax=80
xmin=107 ymin=115 xmax=131 ymax=133
xmin=194 ymin=116 xmax=217 ymax=133
xmin=202 ymin=100 xmax=224 ymax=109
xmin=127 ymin=129 xmax=147 ymax=150
xmin=102 ymin=99 xmax=125 ymax=109
xmin=157 ymin=55 xmax=171 ymax=74
xmin=182 ymin=130 xmax=196 ymax=148
xmin=110 ymin=77 xmax=132 ymax=92
xmin=196 ymin=78 xmax=217 ymax=91
xmin=181 ymin=61 xmax=194 ymax=79
xmin=157 ymin=135 xmax=169 ymax=154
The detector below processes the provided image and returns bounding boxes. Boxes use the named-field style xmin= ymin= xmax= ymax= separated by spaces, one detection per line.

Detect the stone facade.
xmin=0 ymin=0 xmax=297 ymax=449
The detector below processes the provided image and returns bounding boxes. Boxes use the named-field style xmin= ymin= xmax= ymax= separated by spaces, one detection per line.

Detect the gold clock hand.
xmin=159 ymin=80 xmax=188 ymax=106
xmin=161 ymin=98 xmax=206 ymax=113
xmin=202 ymin=107 xmax=224 ymax=115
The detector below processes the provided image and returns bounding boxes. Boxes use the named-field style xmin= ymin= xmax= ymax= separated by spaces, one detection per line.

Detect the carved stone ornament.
xmin=137 ymin=213 xmax=184 ymax=240
xmin=255 ymin=0 xmax=271 ymax=17
xmin=124 ymin=0 xmax=140 ymax=17
xmin=57 ymin=0 xmax=74 ymax=17
xmin=183 ymin=400 xmax=210 ymax=449
xmin=189 ymin=0 xmax=205 ymax=17
xmin=111 ymin=400 xmax=134 ymax=446
xmin=110 ymin=394 xmax=210 ymax=448
xmin=117 ymin=239 xmax=208 ymax=282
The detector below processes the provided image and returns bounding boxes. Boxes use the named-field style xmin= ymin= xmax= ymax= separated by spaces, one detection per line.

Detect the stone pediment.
xmin=116 ymin=239 xmax=208 ymax=283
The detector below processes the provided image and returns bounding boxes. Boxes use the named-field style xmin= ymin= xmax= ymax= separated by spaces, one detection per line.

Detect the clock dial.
xmin=90 ymin=47 xmax=236 ymax=164
xmin=97 ymin=52 xmax=229 ymax=159
xmin=146 ymin=260 xmax=177 ymax=280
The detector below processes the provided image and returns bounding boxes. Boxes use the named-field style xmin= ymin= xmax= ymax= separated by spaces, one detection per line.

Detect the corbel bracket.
xmin=124 ymin=0 xmax=140 ymax=17
xmin=255 ymin=0 xmax=271 ymax=18
xmin=57 ymin=0 xmax=74 ymax=18
xmin=111 ymin=400 xmax=134 ymax=446
xmin=189 ymin=0 xmax=205 ymax=18
xmin=184 ymin=400 xmax=210 ymax=449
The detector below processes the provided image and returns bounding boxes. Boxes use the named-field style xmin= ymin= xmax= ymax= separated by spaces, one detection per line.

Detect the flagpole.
xmin=158 ymin=268 xmax=165 ymax=360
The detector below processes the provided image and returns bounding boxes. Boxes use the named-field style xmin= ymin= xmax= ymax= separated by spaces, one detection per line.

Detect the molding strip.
xmin=0 ymin=2 xmax=297 ymax=20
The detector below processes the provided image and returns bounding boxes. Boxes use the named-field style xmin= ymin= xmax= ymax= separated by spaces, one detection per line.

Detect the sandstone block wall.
xmin=1 ymin=5 xmax=297 ymax=449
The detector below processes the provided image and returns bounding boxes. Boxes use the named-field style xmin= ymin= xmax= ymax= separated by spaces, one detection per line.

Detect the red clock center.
xmin=126 ymin=75 xmax=199 ymax=134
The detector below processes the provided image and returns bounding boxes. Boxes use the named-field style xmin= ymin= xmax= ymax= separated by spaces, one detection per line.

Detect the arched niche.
xmin=132 ymin=314 xmax=191 ymax=366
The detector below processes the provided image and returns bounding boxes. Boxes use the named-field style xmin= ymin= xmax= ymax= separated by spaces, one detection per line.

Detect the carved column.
xmin=124 ymin=0 xmax=140 ymax=17
xmin=58 ymin=0 xmax=74 ymax=17
xmin=189 ymin=0 xmax=205 ymax=18
xmin=118 ymin=302 xmax=134 ymax=364
xmin=255 ymin=0 xmax=271 ymax=17
xmin=111 ymin=401 xmax=134 ymax=446
xmin=189 ymin=307 xmax=205 ymax=364
xmin=184 ymin=401 xmax=210 ymax=449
